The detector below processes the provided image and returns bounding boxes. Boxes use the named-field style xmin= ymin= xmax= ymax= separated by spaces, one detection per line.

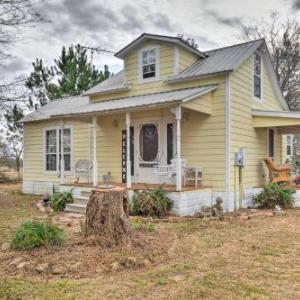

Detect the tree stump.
xmin=85 ymin=187 xmax=131 ymax=245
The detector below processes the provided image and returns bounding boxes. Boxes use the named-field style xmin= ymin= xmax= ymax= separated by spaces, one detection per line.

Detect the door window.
xmin=139 ymin=124 xmax=158 ymax=162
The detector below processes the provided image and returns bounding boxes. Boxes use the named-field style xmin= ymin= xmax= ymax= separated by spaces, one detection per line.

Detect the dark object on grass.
xmin=41 ymin=194 xmax=50 ymax=206
xmin=212 ymin=197 xmax=225 ymax=220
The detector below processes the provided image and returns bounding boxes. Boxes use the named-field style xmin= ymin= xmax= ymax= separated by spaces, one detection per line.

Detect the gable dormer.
xmin=115 ymin=33 xmax=205 ymax=87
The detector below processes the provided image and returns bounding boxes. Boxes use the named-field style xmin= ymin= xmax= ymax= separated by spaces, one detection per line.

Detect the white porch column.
xmin=92 ymin=116 xmax=98 ymax=187
xmin=175 ymin=106 xmax=182 ymax=191
xmin=60 ymin=119 xmax=65 ymax=184
xmin=126 ymin=112 xmax=132 ymax=188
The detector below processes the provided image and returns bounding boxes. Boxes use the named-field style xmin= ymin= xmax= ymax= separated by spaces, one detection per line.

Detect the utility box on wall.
xmin=235 ymin=148 xmax=246 ymax=167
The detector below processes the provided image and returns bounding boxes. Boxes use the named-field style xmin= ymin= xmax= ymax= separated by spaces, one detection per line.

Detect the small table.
xmin=184 ymin=167 xmax=203 ymax=187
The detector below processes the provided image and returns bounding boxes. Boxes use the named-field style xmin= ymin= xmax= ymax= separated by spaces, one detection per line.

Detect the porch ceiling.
xmin=252 ymin=110 xmax=300 ymax=132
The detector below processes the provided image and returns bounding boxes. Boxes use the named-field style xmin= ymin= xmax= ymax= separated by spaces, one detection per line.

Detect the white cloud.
xmin=0 ymin=0 xmax=298 ymax=81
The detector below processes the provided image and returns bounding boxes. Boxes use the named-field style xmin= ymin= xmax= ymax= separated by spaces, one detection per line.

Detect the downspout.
xmin=225 ymin=74 xmax=232 ymax=210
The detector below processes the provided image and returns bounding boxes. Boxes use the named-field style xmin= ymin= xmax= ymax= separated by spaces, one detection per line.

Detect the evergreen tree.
xmin=26 ymin=44 xmax=110 ymax=107
xmin=4 ymin=105 xmax=24 ymax=177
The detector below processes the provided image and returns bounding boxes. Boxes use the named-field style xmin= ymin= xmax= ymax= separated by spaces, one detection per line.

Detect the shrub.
xmin=130 ymin=186 xmax=172 ymax=217
xmin=11 ymin=220 xmax=65 ymax=250
xmin=50 ymin=191 xmax=73 ymax=211
xmin=253 ymin=183 xmax=294 ymax=209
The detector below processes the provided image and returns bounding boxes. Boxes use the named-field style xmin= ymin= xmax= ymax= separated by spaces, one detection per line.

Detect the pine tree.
xmin=26 ymin=44 xmax=110 ymax=107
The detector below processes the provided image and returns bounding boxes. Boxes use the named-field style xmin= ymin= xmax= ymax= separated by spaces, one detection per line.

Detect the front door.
xmin=134 ymin=120 xmax=175 ymax=184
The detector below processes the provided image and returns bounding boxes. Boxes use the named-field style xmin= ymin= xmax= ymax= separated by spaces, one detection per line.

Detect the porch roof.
xmin=252 ymin=110 xmax=300 ymax=133
xmin=21 ymin=85 xmax=217 ymax=122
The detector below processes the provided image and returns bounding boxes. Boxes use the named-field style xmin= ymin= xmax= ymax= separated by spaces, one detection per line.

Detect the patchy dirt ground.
xmin=0 ymin=184 xmax=300 ymax=299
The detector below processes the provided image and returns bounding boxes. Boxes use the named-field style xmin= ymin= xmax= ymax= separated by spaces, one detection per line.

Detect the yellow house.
xmin=22 ymin=33 xmax=300 ymax=215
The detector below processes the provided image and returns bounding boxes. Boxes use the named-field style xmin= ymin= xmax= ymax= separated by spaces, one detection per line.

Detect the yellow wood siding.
xmin=91 ymin=42 xmax=201 ymax=102
xmin=23 ymin=119 xmax=91 ymax=183
xmin=230 ymin=55 xmax=284 ymax=189
xmin=178 ymin=47 xmax=199 ymax=73
xmin=181 ymin=80 xmax=226 ymax=191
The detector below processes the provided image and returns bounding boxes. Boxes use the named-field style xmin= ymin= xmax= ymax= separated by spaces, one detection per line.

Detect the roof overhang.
xmin=252 ymin=110 xmax=300 ymax=130
xmin=115 ymin=33 xmax=206 ymax=59
xmin=54 ymin=85 xmax=217 ymax=118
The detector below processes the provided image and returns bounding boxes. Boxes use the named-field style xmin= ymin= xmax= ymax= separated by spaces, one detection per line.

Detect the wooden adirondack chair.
xmin=263 ymin=158 xmax=291 ymax=185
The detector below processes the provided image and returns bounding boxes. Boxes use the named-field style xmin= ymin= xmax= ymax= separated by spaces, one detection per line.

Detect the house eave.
xmin=165 ymin=71 xmax=231 ymax=84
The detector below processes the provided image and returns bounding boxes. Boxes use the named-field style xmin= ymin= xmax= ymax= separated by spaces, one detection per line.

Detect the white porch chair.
xmin=154 ymin=158 xmax=187 ymax=178
xmin=74 ymin=160 xmax=93 ymax=183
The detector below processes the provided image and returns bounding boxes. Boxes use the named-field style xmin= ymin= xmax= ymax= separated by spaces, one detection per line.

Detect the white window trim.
xmin=253 ymin=52 xmax=263 ymax=103
xmin=43 ymin=126 xmax=73 ymax=175
xmin=138 ymin=45 xmax=160 ymax=84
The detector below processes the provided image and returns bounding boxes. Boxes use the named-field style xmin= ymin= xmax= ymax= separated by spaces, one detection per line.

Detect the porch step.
xmin=65 ymin=203 xmax=86 ymax=214
xmin=73 ymin=198 xmax=89 ymax=205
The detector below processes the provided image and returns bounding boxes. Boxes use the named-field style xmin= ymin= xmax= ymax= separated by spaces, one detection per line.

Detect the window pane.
xmin=254 ymin=54 xmax=261 ymax=75
xmin=143 ymin=64 xmax=155 ymax=78
xmin=64 ymin=154 xmax=71 ymax=171
xmin=254 ymin=76 xmax=261 ymax=98
xmin=63 ymin=129 xmax=71 ymax=153
xmin=142 ymin=51 xmax=148 ymax=64
xmin=46 ymin=130 xmax=56 ymax=153
xmin=46 ymin=154 xmax=57 ymax=171
xmin=268 ymin=129 xmax=274 ymax=158
xmin=140 ymin=124 xmax=158 ymax=162
xmin=287 ymin=145 xmax=291 ymax=156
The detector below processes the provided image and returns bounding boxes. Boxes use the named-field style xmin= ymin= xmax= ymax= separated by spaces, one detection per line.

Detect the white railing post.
xmin=175 ymin=106 xmax=182 ymax=191
xmin=60 ymin=119 xmax=65 ymax=184
xmin=92 ymin=116 xmax=98 ymax=187
xmin=126 ymin=112 xmax=132 ymax=188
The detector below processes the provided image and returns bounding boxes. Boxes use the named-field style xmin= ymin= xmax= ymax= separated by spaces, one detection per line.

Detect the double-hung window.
xmin=253 ymin=53 xmax=262 ymax=100
xmin=45 ymin=128 xmax=71 ymax=172
xmin=139 ymin=47 xmax=159 ymax=82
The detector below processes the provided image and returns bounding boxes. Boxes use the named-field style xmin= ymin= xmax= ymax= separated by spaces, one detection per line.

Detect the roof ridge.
xmin=205 ymin=38 xmax=265 ymax=53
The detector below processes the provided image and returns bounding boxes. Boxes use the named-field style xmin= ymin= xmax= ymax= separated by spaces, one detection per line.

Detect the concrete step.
xmin=73 ymin=198 xmax=89 ymax=205
xmin=65 ymin=203 xmax=86 ymax=214
xmin=81 ymin=190 xmax=92 ymax=198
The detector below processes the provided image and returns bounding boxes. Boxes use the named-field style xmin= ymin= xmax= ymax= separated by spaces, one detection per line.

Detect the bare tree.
xmin=0 ymin=0 xmax=43 ymax=108
xmin=240 ymin=12 xmax=300 ymax=110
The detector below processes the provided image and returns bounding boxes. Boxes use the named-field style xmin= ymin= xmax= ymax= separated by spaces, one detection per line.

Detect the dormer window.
xmin=139 ymin=46 xmax=159 ymax=83
xmin=253 ymin=53 xmax=262 ymax=100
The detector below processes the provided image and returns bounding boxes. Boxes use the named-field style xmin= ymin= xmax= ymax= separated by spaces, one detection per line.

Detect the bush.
xmin=130 ymin=186 xmax=172 ymax=217
xmin=50 ymin=191 xmax=73 ymax=211
xmin=11 ymin=220 xmax=65 ymax=250
xmin=253 ymin=183 xmax=294 ymax=209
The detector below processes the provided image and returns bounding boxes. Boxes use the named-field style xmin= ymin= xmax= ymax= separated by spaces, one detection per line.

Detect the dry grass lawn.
xmin=0 ymin=184 xmax=300 ymax=299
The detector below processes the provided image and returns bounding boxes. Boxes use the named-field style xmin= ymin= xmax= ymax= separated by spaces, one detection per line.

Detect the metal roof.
xmin=21 ymin=96 xmax=89 ymax=122
xmin=85 ymin=39 xmax=264 ymax=96
xmin=115 ymin=33 xmax=206 ymax=59
xmin=22 ymin=85 xmax=217 ymax=122
xmin=82 ymin=70 xmax=128 ymax=96
xmin=168 ymin=39 xmax=264 ymax=82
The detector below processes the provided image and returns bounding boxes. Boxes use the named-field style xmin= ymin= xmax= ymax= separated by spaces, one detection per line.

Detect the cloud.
xmin=204 ymin=9 xmax=244 ymax=28
xmin=292 ymin=0 xmax=300 ymax=10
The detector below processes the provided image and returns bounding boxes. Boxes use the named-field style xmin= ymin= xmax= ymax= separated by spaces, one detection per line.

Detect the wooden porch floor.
xmin=61 ymin=182 xmax=211 ymax=192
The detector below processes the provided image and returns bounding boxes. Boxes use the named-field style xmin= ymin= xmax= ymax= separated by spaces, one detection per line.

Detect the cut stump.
xmin=85 ymin=186 xmax=131 ymax=245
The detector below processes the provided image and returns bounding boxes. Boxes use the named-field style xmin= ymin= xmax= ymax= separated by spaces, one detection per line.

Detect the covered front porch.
xmin=56 ymin=85 xmax=217 ymax=193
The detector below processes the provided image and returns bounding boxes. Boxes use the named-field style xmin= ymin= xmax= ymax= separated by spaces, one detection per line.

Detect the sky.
xmin=1 ymin=0 xmax=300 ymax=81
